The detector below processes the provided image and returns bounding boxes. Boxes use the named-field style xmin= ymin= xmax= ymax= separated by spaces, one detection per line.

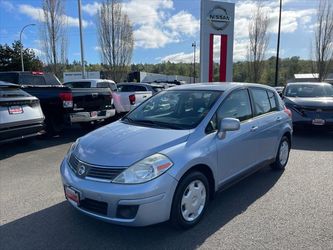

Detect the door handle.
xmin=250 ymin=126 xmax=258 ymax=132
xmin=143 ymin=95 xmax=147 ymax=98
xmin=276 ymin=117 xmax=282 ymax=122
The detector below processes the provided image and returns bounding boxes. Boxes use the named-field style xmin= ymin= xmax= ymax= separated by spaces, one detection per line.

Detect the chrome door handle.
xmin=250 ymin=126 xmax=258 ymax=132
xmin=276 ymin=117 xmax=282 ymax=121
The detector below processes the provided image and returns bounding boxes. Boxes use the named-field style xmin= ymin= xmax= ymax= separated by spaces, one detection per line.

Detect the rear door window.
xmin=117 ymin=85 xmax=134 ymax=92
xmin=96 ymin=82 xmax=110 ymax=88
xmin=251 ymin=88 xmax=271 ymax=116
xmin=217 ymin=89 xmax=253 ymax=122
xmin=133 ymin=85 xmax=148 ymax=91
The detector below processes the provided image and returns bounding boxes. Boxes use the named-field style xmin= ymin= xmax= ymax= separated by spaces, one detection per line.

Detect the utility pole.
xmin=20 ymin=24 xmax=36 ymax=72
xmin=192 ymin=41 xmax=196 ymax=83
xmin=78 ymin=0 xmax=86 ymax=79
xmin=275 ymin=0 xmax=282 ymax=86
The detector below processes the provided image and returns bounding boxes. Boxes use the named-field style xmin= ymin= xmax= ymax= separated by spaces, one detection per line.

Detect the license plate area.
xmin=90 ymin=111 xmax=98 ymax=118
xmin=312 ymin=119 xmax=325 ymax=126
xmin=64 ymin=186 xmax=80 ymax=205
xmin=8 ymin=106 xmax=23 ymax=114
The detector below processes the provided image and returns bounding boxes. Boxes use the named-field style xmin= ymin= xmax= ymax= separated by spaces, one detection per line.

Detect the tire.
xmin=45 ymin=116 xmax=64 ymax=135
xmin=170 ymin=171 xmax=210 ymax=229
xmin=271 ymin=136 xmax=290 ymax=170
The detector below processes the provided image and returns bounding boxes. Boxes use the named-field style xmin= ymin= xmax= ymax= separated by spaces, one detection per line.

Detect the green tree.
xmin=0 ymin=41 xmax=43 ymax=72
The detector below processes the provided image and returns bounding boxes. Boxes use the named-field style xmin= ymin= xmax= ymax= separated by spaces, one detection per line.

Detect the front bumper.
xmin=70 ymin=109 xmax=115 ymax=123
xmin=290 ymin=108 xmax=333 ymax=128
xmin=60 ymin=157 xmax=178 ymax=226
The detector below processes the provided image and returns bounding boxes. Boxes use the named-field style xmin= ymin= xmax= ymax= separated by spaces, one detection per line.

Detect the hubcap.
xmin=279 ymin=140 xmax=289 ymax=166
xmin=181 ymin=180 xmax=206 ymax=222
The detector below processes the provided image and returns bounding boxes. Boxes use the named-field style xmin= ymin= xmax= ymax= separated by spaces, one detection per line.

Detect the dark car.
xmin=0 ymin=81 xmax=44 ymax=143
xmin=0 ymin=72 xmax=114 ymax=134
xmin=283 ymin=82 xmax=333 ymax=128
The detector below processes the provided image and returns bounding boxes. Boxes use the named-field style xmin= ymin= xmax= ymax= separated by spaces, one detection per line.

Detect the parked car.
xmin=274 ymin=86 xmax=284 ymax=97
xmin=0 ymin=72 xmax=114 ymax=133
xmin=283 ymin=82 xmax=333 ymax=129
xmin=61 ymin=82 xmax=292 ymax=228
xmin=0 ymin=81 xmax=44 ymax=143
xmin=63 ymin=79 xmax=117 ymax=92
xmin=112 ymin=83 xmax=154 ymax=114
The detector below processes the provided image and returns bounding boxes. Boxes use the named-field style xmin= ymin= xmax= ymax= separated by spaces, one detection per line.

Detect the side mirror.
xmin=218 ymin=118 xmax=240 ymax=139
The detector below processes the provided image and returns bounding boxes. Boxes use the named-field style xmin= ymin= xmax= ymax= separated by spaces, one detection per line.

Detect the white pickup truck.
xmin=114 ymin=83 xmax=163 ymax=113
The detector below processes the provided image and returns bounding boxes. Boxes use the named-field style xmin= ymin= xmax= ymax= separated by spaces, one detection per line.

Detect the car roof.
xmin=0 ymin=81 xmax=19 ymax=87
xmin=64 ymin=79 xmax=115 ymax=83
xmin=117 ymin=82 xmax=151 ymax=86
xmin=166 ymin=82 xmax=276 ymax=92
xmin=286 ymin=82 xmax=331 ymax=86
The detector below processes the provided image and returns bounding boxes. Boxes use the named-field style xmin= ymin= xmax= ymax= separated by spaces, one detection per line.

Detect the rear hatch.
xmin=0 ymin=83 xmax=44 ymax=128
xmin=71 ymin=88 xmax=113 ymax=112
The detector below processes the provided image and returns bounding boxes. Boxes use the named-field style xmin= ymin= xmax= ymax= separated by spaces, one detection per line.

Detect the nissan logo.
xmin=207 ymin=6 xmax=231 ymax=31
xmin=78 ymin=165 xmax=86 ymax=176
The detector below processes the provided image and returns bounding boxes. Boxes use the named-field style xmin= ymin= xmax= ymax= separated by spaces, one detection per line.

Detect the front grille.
xmin=68 ymin=153 xmax=125 ymax=182
xmin=87 ymin=167 xmax=124 ymax=180
xmin=79 ymin=198 xmax=108 ymax=216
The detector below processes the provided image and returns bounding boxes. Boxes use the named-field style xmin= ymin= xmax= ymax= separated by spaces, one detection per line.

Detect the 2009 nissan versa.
xmin=60 ymin=82 xmax=293 ymax=228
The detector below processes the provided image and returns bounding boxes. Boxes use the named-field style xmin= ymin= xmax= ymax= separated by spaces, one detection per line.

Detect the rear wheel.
xmin=45 ymin=115 xmax=64 ymax=135
xmin=170 ymin=171 xmax=209 ymax=229
xmin=271 ymin=136 xmax=290 ymax=170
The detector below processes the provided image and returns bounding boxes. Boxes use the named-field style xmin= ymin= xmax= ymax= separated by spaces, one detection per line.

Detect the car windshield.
xmin=123 ymin=90 xmax=222 ymax=130
xmin=285 ymin=84 xmax=333 ymax=97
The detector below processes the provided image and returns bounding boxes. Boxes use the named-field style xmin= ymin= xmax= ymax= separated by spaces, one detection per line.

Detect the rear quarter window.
xmin=64 ymin=81 xmax=91 ymax=88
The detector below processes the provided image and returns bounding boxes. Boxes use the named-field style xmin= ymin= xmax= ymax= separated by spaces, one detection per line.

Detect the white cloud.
xmin=18 ymin=4 xmax=90 ymax=28
xmin=165 ymin=11 xmax=200 ymax=37
xmin=0 ymin=0 xmax=14 ymax=12
xmin=83 ymin=0 xmax=198 ymax=49
xmin=30 ymin=48 xmax=45 ymax=57
xmin=161 ymin=51 xmax=199 ymax=63
xmin=82 ymin=2 xmax=101 ymax=16
xmin=134 ymin=25 xmax=175 ymax=49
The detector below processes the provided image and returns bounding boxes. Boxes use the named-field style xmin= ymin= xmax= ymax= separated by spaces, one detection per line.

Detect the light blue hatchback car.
xmin=60 ymin=83 xmax=293 ymax=228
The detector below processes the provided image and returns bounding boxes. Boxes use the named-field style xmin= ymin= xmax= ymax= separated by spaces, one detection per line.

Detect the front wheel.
xmin=170 ymin=171 xmax=209 ymax=229
xmin=271 ymin=136 xmax=290 ymax=170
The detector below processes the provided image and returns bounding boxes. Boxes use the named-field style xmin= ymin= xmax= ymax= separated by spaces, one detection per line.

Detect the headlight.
xmin=112 ymin=154 xmax=173 ymax=184
xmin=67 ymin=138 xmax=80 ymax=155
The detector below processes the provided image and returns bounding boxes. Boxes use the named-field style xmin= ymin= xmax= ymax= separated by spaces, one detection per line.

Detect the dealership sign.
xmin=207 ymin=6 xmax=231 ymax=31
xmin=200 ymin=1 xmax=235 ymax=83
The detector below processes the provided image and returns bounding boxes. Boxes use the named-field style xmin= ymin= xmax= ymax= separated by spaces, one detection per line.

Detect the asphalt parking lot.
xmin=1 ymin=127 xmax=332 ymax=250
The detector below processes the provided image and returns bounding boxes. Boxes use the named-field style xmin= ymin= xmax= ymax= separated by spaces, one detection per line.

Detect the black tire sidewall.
xmin=171 ymin=171 xmax=210 ymax=229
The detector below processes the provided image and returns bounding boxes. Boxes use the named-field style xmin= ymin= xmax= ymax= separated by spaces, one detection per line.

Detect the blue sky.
xmin=0 ymin=0 xmax=319 ymax=64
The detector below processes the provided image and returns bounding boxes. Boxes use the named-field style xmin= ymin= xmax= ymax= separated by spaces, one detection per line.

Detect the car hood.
xmin=74 ymin=121 xmax=190 ymax=167
xmin=284 ymin=97 xmax=333 ymax=108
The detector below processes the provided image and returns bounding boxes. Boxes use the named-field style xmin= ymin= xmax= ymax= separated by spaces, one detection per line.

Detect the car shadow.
xmin=292 ymin=128 xmax=333 ymax=151
xmin=0 ymin=167 xmax=283 ymax=250
xmin=0 ymin=127 xmax=87 ymax=161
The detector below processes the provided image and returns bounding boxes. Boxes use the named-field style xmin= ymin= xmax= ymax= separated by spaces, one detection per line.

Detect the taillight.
xmin=59 ymin=92 xmax=73 ymax=108
xmin=284 ymin=107 xmax=292 ymax=117
xmin=129 ymin=94 xmax=136 ymax=105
